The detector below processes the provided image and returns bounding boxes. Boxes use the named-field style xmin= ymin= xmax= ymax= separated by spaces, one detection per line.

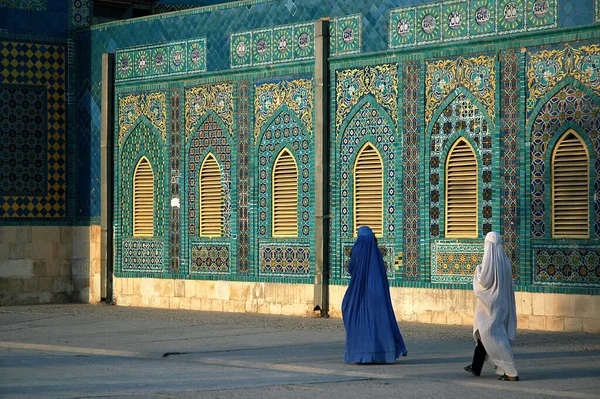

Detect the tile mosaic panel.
xmin=190 ymin=242 xmax=230 ymax=274
xmin=115 ymin=39 xmax=207 ymax=83
xmin=254 ymin=78 xmax=313 ymax=143
xmin=341 ymin=242 xmax=395 ymax=279
xmin=118 ymin=92 xmax=167 ymax=146
xmin=428 ymin=93 xmax=493 ymax=238
xmin=431 ymin=240 xmax=484 ymax=283
xmin=0 ymin=41 xmax=66 ymax=219
xmin=335 ymin=64 xmax=398 ymax=133
xmin=425 ymin=55 xmax=496 ymax=127
xmin=533 ymin=245 xmax=600 ymax=287
xmin=389 ymin=0 xmax=557 ymax=49
xmin=499 ymin=50 xmax=521 ymax=281
xmin=121 ymin=238 xmax=164 ymax=272
xmin=529 ymin=83 xmax=600 ymax=238
xmin=526 ymin=43 xmax=600 ymax=117
xmin=169 ymin=89 xmax=182 ymax=273
xmin=597 ymin=0 xmax=600 ymax=23
xmin=230 ymin=22 xmax=314 ymax=69
xmin=0 ymin=84 xmax=47 ymax=196
xmin=236 ymin=80 xmax=251 ymax=275
xmin=185 ymin=82 xmax=234 ymax=141
xmin=259 ymin=243 xmax=311 ymax=275
xmin=118 ymin=99 xmax=167 ymax=237
xmin=402 ymin=61 xmax=421 ymax=281
xmin=330 ymin=14 xmax=362 ymax=56
xmin=0 ymin=0 xmax=46 ymax=10
xmin=258 ymin=109 xmax=312 ymax=238
xmin=186 ymin=114 xmax=232 ymax=237
xmin=70 ymin=0 xmax=90 ymax=27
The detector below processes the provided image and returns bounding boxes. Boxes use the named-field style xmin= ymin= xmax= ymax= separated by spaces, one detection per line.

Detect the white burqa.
xmin=473 ymin=232 xmax=518 ymax=377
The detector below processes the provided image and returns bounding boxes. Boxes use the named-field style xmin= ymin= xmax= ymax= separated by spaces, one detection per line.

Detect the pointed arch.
xmin=552 ymin=129 xmax=590 ymax=238
xmin=272 ymin=148 xmax=298 ymax=237
xmin=133 ymin=156 xmax=154 ymax=237
xmin=445 ymin=137 xmax=478 ymax=238
xmin=338 ymin=95 xmax=396 ymax=140
xmin=199 ymin=153 xmax=223 ymax=237
xmin=258 ymin=104 xmax=308 ymax=145
xmin=353 ymin=142 xmax=384 ymax=237
xmin=426 ymin=86 xmax=491 ymax=136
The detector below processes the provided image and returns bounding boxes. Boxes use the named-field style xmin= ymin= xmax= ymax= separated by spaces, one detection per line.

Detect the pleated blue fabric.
xmin=342 ymin=226 xmax=407 ymax=363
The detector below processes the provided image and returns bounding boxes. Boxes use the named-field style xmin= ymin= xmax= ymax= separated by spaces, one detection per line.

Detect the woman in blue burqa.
xmin=342 ymin=225 xmax=407 ymax=363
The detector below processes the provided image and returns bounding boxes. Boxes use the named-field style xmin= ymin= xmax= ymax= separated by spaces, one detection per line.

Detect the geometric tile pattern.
xmin=118 ymin=91 xmax=167 ymax=146
xmin=259 ymin=243 xmax=310 ymax=275
xmin=342 ymin=243 xmax=395 ymax=279
xmin=339 ymin=99 xmax=397 ymax=239
xmin=533 ymin=245 xmax=600 ymax=287
xmin=186 ymin=114 xmax=232 ymax=237
xmin=499 ymin=50 xmax=521 ymax=282
xmin=231 ymin=22 xmax=314 ymax=69
xmin=169 ymin=89 xmax=182 ymax=273
xmin=0 ymin=0 xmax=46 ymax=11
xmin=185 ymin=82 xmax=234 ymax=141
xmin=335 ymin=64 xmax=398 ymax=133
xmin=597 ymin=0 xmax=600 ymax=23
xmin=402 ymin=61 xmax=421 ymax=281
xmin=115 ymin=39 xmax=206 ymax=82
xmin=330 ymin=14 xmax=362 ymax=56
xmin=526 ymin=43 xmax=600 ymax=117
xmin=431 ymin=241 xmax=484 ymax=283
xmin=190 ymin=243 xmax=230 ymax=274
xmin=121 ymin=238 xmax=164 ymax=272
xmin=236 ymin=80 xmax=251 ymax=275
xmin=389 ymin=0 xmax=557 ymax=49
xmin=254 ymin=79 xmax=313 ymax=143
xmin=258 ymin=110 xmax=311 ymax=238
xmin=0 ymin=84 xmax=47 ymax=196
xmin=0 ymin=41 xmax=66 ymax=218
xmin=70 ymin=0 xmax=91 ymax=27
xmin=425 ymin=55 xmax=496 ymax=127
xmin=529 ymin=84 xmax=600 ymax=238
xmin=428 ymin=93 xmax=493 ymax=238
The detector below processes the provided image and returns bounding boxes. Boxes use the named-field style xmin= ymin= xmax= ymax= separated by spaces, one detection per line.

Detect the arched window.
xmin=133 ymin=156 xmax=154 ymax=237
xmin=552 ymin=129 xmax=589 ymax=238
xmin=199 ymin=154 xmax=223 ymax=237
xmin=354 ymin=142 xmax=383 ymax=237
xmin=445 ymin=138 xmax=478 ymax=238
xmin=272 ymin=148 xmax=298 ymax=237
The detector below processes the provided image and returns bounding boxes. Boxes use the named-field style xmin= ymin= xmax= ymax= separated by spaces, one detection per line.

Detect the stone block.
xmin=178 ymin=297 xmax=191 ymax=310
xmin=90 ymin=225 xmax=101 ymax=243
xmin=223 ymin=300 xmax=236 ymax=313
xmin=211 ymin=299 xmax=224 ymax=312
xmin=52 ymin=278 xmax=73 ymax=294
xmin=169 ymin=297 xmax=181 ymax=309
xmin=528 ymin=315 xmax=546 ymax=331
xmin=214 ymin=281 xmax=230 ymax=300
xmin=38 ymin=277 xmax=53 ymax=291
xmin=8 ymin=226 xmax=32 ymax=244
xmin=157 ymin=297 xmax=170 ymax=309
xmin=234 ymin=301 xmax=246 ymax=313
xmin=573 ymin=295 xmax=597 ymax=319
xmin=190 ymin=298 xmax=202 ymax=310
xmin=253 ymin=283 xmax=265 ymax=300
xmin=59 ymin=260 xmax=71 ymax=277
xmin=73 ymin=227 xmax=89 ymax=244
xmin=245 ymin=300 xmax=258 ymax=313
xmin=270 ymin=302 xmax=282 ymax=315
xmin=545 ymin=316 xmax=564 ymax=331
xmin=517 ymin=315 xmax=530 ymax=330
xmin=264 ymin=284 xmax=277 ymax=303
xmin=184 ymin=280 xmax=196 ymax=298
xmin=23 ymin=278 xmax=39 ymax=293
xmin=32 ymin=260 xmax=46 ymax=277
xmin=71 ymin=258 xmax=89 ymax=278
xmin=230 ymin=283 xmax=250 ymax=301
xmin=258 ymin=301 xmax=270 ymax=314
xmin=60 ymin=227 xmax=73 ymax=243
xmin=129 ymin=295 xmax=142 ymax=307
xmin=0 ymin=243 xmax=9 ymax=260
xmin=582 ymin=318 xmax=600 ymax=334
xmin=553 ymin=294 xmax=574 ymax=317
xmin=461 ymin=313 xmax=474 ymax=326
xmin=174 ymin=280 xmax=185 ymax=297
xmin=446 ymin=311 xmax=463 ymax=326
xmin=432 ymin=311 xmax=447 ymax=325
xmin=199 ymin=298 xmax=212 ymax=311
xmin=416 ymin=311 xmax=432 ymax=323
xmin=141 ymin=278 xmax=155 ymax=298
xmin=532 ymin=292 xmax=545 ymax=316
xmin=72 ymin=243 xmax=91 ymax=259
xmin=9 ymin=243 xmax=24 ymax=259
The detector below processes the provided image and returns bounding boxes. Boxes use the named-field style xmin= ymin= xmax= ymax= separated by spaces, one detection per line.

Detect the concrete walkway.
xmin=0 ymin=304 xmax=599 ymax=398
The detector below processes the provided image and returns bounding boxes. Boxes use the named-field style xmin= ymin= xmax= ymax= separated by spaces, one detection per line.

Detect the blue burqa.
xmin=342 ymin=226 xmax=407 ymax=363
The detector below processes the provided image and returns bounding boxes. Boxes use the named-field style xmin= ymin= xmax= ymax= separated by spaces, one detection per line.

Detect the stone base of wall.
xmin=329 ymin=286 xmax=600 ymax=333
xmin=113 ymin=278 xmax=316 ymax=317
xmin=0 ymin=226 xmax=101 ymax=305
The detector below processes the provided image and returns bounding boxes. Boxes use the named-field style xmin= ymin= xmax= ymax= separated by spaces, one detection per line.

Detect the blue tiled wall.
xmin=0 ymin=0 xmax=68 ymax=37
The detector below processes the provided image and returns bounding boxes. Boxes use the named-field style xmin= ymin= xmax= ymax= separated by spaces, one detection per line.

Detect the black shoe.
xmin=464 ymin=365 xmax=480 ymax=376
xmin=498 ymin=374 xmax=519 ymax=381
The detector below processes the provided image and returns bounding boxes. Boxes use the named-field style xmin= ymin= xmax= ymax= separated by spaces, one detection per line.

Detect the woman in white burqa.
xmin=464 ymin=232 xmax=519 ymax=381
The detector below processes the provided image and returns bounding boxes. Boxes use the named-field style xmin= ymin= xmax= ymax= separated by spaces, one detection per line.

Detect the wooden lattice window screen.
xmin=354 ymin=143 xmax=383 ymax=237
xmin=199 ymin=154 xmax=223 ymax=237
xmin=272 ymin=149 xmax=298 ymax=237
xmin=445 ymin=138 xmax=478 ymax=238
xmin=133 ymin=156 xmax=154 ymax=237
xmin=552 ymin=129 xmax=589 ymax=238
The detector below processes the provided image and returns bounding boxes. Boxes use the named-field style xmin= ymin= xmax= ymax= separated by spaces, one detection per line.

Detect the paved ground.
xmin=0 ymin=304 xmax=599 ymax=398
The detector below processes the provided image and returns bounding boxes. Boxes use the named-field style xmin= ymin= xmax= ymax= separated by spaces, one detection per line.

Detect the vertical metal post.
xmin=101 ymin=53 xmax=115 ymax=303
xmin=313 ymin=18 xmax=331 ymax=317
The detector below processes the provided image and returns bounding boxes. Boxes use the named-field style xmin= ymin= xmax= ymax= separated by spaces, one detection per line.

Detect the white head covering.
xmin=473 ymin=231 xmax=518 ymax=376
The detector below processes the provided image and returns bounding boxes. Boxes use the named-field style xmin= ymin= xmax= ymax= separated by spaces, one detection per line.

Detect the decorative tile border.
xmin=341 ymin=243 xmax=395 ymax=279
xmin=533 ymin=244 xmax=600 ymax=287
xmin=115 ymin=39 xmax=207 ymax=83
xmin=0 ymin=0 xmax=46 ymax=11
xmin=431 ymin=240 xmax=484 ymax=283
xmin=389 ymin=0 xmax=557 ymax=49
xmin=259 ymin=243 xmax=311 ymax=276
xmin=330 ymin=14 xmax=362 ymax=56
xmin=185 ymin=82 xmax=234 ymax=140
xmin=230 ymin=22 xmax=314 ymax=69
xmin=190 ymin=242 xmax=230 ymax=274
xmin=122 ymin=238 xmax=165 ymax=272
xmin=118 ymin=92 xmax=167 ymax=145
xmin=597 ymin=0 xmax=600 ymax=23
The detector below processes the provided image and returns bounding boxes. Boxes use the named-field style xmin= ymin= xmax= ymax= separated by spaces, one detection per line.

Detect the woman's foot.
xmin=464 ymin=365 xmax=480 ymax=376
xmin=498 ymin=374 xmax=519 ymax=381
xmin=494 ymin=365 xmax=505 ymax=376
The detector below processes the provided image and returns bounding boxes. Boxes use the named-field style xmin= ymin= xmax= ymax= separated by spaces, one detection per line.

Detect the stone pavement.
xmin=0 ymin=304 xmax=599 ymax=399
